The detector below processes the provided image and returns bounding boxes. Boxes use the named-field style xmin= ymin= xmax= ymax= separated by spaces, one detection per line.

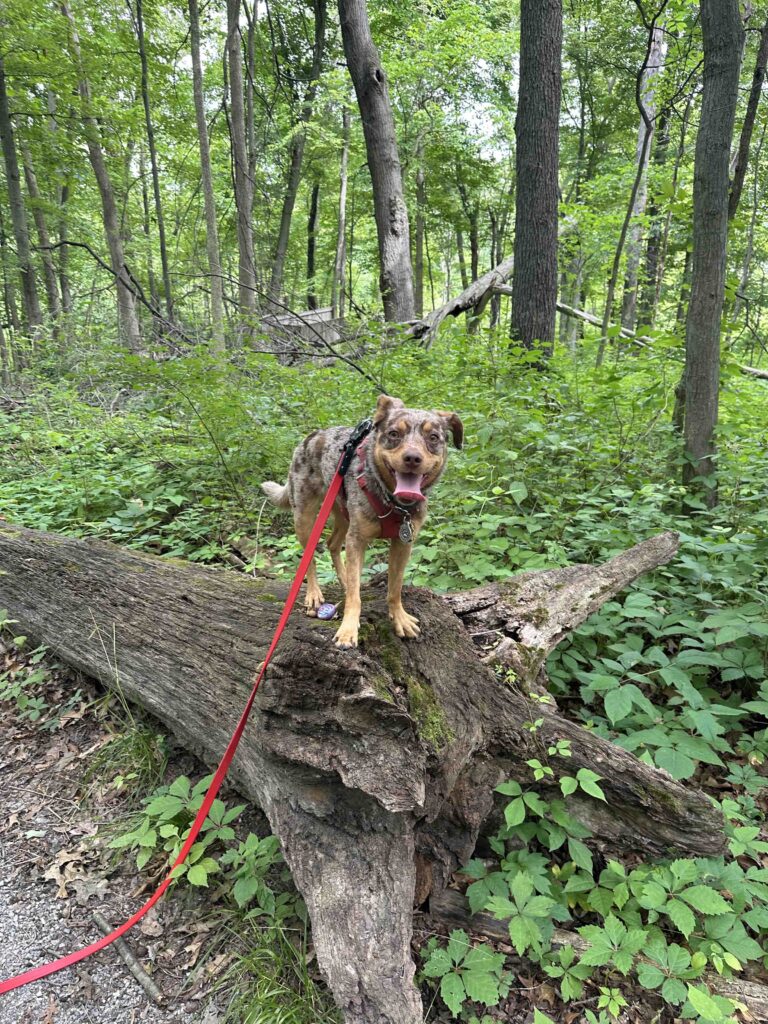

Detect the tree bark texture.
xmin=61 ymin=2 xmax=142 ymax=352
xmin=226 ymin=0 xmax=258 ymax=321
xmin=338 ymin=0 xmax=415 ymax=322
xmin=683 ymin=0 xmax=744 ymax=500
xmin=509 ymin=0 xmax=562 ymax=353
xmin=268 ymin=0 xmax=326 ymax=306
xmin=189 ymin=0 xmax=226 ymax=351
xmin=0 ymin=523 xmax=726 ymax=1024
xmin=0 ymin=58 xmax=43 ymax=334
xmin=728 ymin=14 xmax=768 ymax=221
xmin=307 ymin=180 xmax=320 ymax=310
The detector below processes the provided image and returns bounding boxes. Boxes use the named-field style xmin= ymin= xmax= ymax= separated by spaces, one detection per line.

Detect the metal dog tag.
xmin=399 ymin=518 xmax=413 ymax=544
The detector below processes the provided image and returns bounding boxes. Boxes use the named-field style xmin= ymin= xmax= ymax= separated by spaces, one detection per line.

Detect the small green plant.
xmin=420 ymin=929 xmax=509 ymax=1016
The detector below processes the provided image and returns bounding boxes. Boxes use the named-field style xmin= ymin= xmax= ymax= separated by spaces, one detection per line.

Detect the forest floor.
xmin=0 ymin=638 xmax=244 ymax=1024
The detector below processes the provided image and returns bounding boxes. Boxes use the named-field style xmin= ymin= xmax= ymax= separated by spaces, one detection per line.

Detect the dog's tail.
xmin=261 ymin=480 xmax=291 ymax=509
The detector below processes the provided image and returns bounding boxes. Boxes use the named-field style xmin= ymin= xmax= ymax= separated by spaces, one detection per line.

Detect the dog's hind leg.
xmin=387 ymin=539 xmax=420 ymax=639
xmin=327 ymin=511 xmax=348 ymax=589
xmin=294 ymin=504 xmax=325 ymax=614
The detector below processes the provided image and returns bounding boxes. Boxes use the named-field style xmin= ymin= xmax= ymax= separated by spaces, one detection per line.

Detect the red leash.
xmin=0 ymin=420 xmax=373 ymax=997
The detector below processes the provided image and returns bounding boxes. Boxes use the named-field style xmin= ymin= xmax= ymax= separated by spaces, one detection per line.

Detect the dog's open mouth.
xmin=392 ymin=471 xmax=426 ymax=503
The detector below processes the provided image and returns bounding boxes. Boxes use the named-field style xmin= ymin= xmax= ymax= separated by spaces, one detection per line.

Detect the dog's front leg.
xmin=333 ymin=531 xmax=368 ymax=649
xmin=387 ymin=538 xmax=420 ymax=639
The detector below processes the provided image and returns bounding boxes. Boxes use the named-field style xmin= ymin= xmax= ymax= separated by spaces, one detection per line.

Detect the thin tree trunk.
xmin=414 ymin=143 xmax=425 ymax=318
xmin=730 ymin=119 xmax=766 ymax=330
xmin=510 ymin=0 xmax=562 ymax=354
xmin=338 ymin=0 xmax=415 ymax=322
xmin=682 ymin=0 xmax=744 ymax=503
xmin=596 ymin=9 xmax=665 ymax=366
xmin=621 ymin=23 xmax=666 ymax=332
xmin=728 ymin=14 xmax=768 ymax=221
xmin=456 ymin=228 xmax=468 ymax=290
xmin=132 ymin=0 xmax=174 ymax=318
xmin=47 ymin=92 xmax=74 ymax=320
xmin=226 ymin=0 xmax=258 ymax=322
xmin=139 ymin=145 xmax=160 ymax=313
xmin=331 ymin=104 xmax=350 ymax=319
xmin=0 ymin=204 xmax=22 ymax=339
xmin=269 ymin=0 xmax=327 ymax=305
xmin=0 ymin=319 xmax=11 ymax=385
xmin=190 ymin=0 xmax=226 ymax=351
xmin=0 ymin=58 xmax=43 ymax=334
xmin=19 ymin=138 xmax=62 ymax=332
xmin=306 ymin=180 xmax=320 ymax=310
xmin=60 ymin=2 xmax=142 ymax=351
xmin=244 ymin=0 xmax=258 ymax=194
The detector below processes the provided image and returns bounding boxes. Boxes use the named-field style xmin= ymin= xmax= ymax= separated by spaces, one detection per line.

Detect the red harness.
xmin=340 ymin=440 xmax=420 ymax=540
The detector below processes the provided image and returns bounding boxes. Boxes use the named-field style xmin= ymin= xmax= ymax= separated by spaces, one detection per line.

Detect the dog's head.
xmin=371 ymin=395 xmax=463 ymax=503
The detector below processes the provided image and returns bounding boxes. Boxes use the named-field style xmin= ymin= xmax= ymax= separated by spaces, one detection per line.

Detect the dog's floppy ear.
xmin=373 ymin=394 xmax=404 ymax=425
xmin=437 ymin=411 xmax=464 ymax=449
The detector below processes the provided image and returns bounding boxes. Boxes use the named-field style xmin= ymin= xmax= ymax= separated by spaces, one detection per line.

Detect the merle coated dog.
xmin=261 ymin=395 xmax=463 ymax=648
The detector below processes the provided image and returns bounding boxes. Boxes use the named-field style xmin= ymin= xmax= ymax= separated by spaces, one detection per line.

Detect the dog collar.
xmin=340 ymin=439 xmax=420 ymax=542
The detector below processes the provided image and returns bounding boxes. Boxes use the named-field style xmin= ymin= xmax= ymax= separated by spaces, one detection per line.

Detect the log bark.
xmin=407 ymin=256 xmax=514 ymax=346
xmin=0 ymin=523 xmax=725 ymax=1023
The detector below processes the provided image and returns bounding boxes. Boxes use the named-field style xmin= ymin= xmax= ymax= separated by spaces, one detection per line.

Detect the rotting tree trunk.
xmin=338 ymin=0 xmax=415 ymax=322
xmin=0 ymin=523 xmax=725 ymax=1024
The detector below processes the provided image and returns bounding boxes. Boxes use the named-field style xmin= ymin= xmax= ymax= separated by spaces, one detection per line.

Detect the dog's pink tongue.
xmin=393 ymin=472 xmax=425 ymax=503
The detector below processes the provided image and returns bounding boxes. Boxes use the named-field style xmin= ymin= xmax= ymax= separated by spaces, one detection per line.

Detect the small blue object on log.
xmin=317 ymin=602 xmax=337 ymax=620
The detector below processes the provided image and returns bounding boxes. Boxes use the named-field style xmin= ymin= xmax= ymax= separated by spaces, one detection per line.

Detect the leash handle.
xmin=0 ymin=449 xmax=352 ymax=997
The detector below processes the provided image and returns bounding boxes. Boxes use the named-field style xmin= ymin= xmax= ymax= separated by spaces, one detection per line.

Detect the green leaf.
xmin=440 ymin=972 xmax=466 ymax=1015
xmin=604 ymin=685 xmax=633 ymax=723
xmin=680 ymin=886 xmax=731 ymax=916
xmin=560 ymin=776 xmax=578 ymax=797
xmin=446 ymin=930 xmax=468 ymax=966
xmin=463 ymin=970 xmax=501 ymax=1006
xmin=187 ymin=863 xmax=209 ymax=887
xmin=661 ymin=976 xmax=688 ymax=1005
xmin=686 ymin=984 xmax=726 ymax=1020
xmin=463 ymin=944 xmax=504 ymax=974
xmin=666 ymin=898 xmax=696 ymax=938
xmin=576 ymin=768 xmax=606 ymax=801
xmin=654 ymin=747 xmax=697 ymax=781
xmin=568 ymin=837 xmax=593 ymax=872
xmin=636 ymin=962 xmax=665 ymax=990
xmin=504 ymin=798 xmax=526 ymax=827
xmin=422 ymin=948 xmax=452 ymax=978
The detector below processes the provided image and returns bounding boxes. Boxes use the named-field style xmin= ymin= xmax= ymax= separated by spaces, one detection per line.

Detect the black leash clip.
xmin=338 ymin=417 xmax=374 ymax=476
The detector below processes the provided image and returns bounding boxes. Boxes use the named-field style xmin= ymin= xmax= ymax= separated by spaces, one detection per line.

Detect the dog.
xmin=261 ymin=395 xmax=463 ymax=649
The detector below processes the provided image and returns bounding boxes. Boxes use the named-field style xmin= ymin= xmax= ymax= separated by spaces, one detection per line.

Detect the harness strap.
xmin=0 ymin=421 xmax=373 ymax=997
xmin=340 ymin=439 xmax=420 ymax=541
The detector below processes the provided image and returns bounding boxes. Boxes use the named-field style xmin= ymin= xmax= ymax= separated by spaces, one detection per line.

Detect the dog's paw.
xmin=333 ymin=621 xmax=359 ymax=649
xmin=304 ymin=587 xmax=325 ymax=616
xmin=389 ymin=605 xmax=421 ymax=639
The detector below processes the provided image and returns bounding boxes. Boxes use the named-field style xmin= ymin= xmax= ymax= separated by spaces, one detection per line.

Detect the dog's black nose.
xmin=402 ymin=449 xmax=423 ymax=469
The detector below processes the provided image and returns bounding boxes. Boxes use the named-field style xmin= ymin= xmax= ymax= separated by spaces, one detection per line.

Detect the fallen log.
xmin=0 ymin=523 xmax=725 ymax=1024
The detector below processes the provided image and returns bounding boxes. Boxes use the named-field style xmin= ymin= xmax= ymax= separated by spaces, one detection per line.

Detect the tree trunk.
xmin=189 ymin=0 xmax=227 ymax=351
xmin=0 ymin=319 xmax=11 ymax=384
xmin=268 ymin=0 xmax=327 ymax=306
xmin=509 ymin=0 xmax=562 ymax=354
xmin=732 ymin=120 xmax=766 ymax=325
xmin=456 ymin=228 xmax=468 ymax=290
xmin=338 ymin=0 xmax=415 ymax=322
xmin=306 ymin=180 xmax=320 ymax=310
xmin=408 ymin=255 xmax=514 ymax=346
xmin=728 ymin=14 xmax=768 ymax=221
xmin=331 ymin=104 xmax=350 ymax=320
xmin=620 ymin=23 xmax=666 ymax=333
xmin=139 ymin=145 xmax=161 ymax=315
xmin=682 ymin=0 xmax=744 ymax=504
xmin=47 ymin=91 xmax=74 ymax=319
xmin=133 ymin=0 xmax=174 ymax=319
xmin=60 ymin=2 xmax=142 ymax=352
xmin=414 ymin=145 xmax=425 ymax=318
xmin=0 ymin=523 xmax=725 ymax=1023
xmin=595 ymin=12 xmax=665 ymax=367
xmin=19 ymin=138 xmax=62 ymax=332
xmin=226 ymin=0 xmax=258 ymax=323
xmin=0 ymin=57 xmax=43 ymax=335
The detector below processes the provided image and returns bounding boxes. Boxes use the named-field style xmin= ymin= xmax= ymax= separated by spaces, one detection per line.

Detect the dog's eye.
xmin=387 ymin=429 xmax=401 ymax=441
xmin=429 ymin=432 xmax=441 ymax=444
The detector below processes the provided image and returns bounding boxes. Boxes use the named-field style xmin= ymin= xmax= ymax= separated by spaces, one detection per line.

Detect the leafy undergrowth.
xmin=1 ymin=333 xmax=767 ymax=1021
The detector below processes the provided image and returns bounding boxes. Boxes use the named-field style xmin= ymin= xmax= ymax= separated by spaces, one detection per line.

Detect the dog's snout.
xmin=403 ymin=449 xmax=423 ymax=469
